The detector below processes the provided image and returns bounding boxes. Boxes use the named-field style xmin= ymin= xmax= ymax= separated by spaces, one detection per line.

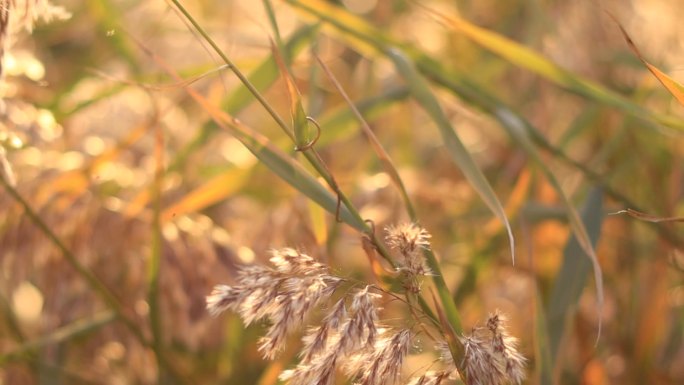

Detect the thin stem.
xmin=168 ymin=0 xmax=293 ymax=141
xmin=147 ymin=99 xmax=168 ymax=383
xmin=168 ymin=0 xmax=399 ymax=267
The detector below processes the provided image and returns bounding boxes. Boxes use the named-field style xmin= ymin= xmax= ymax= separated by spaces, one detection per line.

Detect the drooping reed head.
xmin=207 ymin=225 xmax=526 ymax=385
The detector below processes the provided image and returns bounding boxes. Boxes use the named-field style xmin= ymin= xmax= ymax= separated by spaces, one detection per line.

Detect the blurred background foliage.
xmin=1 ymin=0 xmax=683 ymax=384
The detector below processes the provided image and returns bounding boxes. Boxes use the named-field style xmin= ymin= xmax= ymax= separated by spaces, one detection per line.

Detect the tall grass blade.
xmin=547 ymin=188 xmax=604 ymax=364
xmin=315 ymin=55 xmax=417 ymax=220
xmin=168 ymin=25 xmax=318 ymax=173
xmin=128 ymin=25 xmax=369 ymax=234
xmin=165 ymin=66 xmax=365 ymax=230
xmin=387 ymin=48 xmax=516 ymax=265
xmin=198 ymin=90 xmax=365 ymax=230
xmin=417 ymin=4 xmax=684 ymax=132
xmin=285 ymin=0 xmax=607 ymax=339
xmin=168 ymin=1 xmax=373 ymax=239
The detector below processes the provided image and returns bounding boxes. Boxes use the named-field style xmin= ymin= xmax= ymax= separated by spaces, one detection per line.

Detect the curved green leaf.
xmin=419 ymin=6 xmax=684 ymax=132
xmin=386 ymin=48 xmax=516 ymax=265
xmin=547 ymin=188 xmax=604 ymax=364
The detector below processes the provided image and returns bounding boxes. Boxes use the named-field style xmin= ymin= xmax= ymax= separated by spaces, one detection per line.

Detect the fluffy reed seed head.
xmin=344 ymin=328 xmax=412 ymax=385
xmin=280 ymin=286 xmax=383 ymax=385
xmin=299 ymin=298 xmax=347 ymax=362
xmin=280 ymin=342 xmax=340 ymax=385
xmin=206 ymin=248 xmax=342 ymax=359
xmin=385 ymin=222 xmax=432 ymax=292
xmin=209 ymin=243 xmax=525 ymax=385
xmin=385 ymin=222 xmax=432 ymax=257
xmin=486 ymin=312 xmax=526 ymax=384
xmin=458 ymin=311 xmax=526 ymax=385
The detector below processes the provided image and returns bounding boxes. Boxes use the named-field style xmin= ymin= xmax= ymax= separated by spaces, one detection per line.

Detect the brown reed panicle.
xmin=207 ymin=224 xmax=526 ymax=385
xmin=206 ymin=248 xmax=342 ymax=359
xmin=344 ymin=328 xmax=413 ymax=385
xmin=386 ymin=222 xmax=432 ymax=293
xmin=455 ymin=311 xmax=526 ymax=385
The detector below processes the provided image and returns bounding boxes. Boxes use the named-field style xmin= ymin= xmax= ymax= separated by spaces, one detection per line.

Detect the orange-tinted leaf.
xmin=614 ymin=20 xmax=684 ymax=107
xmin=161 ymin=168 xmax=249 ymax=222
xmin=270 ymin=40 xmax=314 ymax=149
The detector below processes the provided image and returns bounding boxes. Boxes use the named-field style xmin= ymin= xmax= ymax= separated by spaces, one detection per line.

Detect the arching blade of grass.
xmin=168 ymin=1 xmax=374 ymax=241
xmin=496 ymin=112 xmax=605 ymax=343
xmin=387 ymin=48 xmax=505 ymax=336
xmin=169 ymin=24 xmax=318 ymax=173
xmin=190 ymin=87 xmax=365 ymax=231
xmin=547 ymin=188 xmax=603 ymax=364
xmin=315 ymin=55 xmax=417 ymax=220
xmin=424 ymin=61 xmax=684 ymax=248
xmin=285 ymin=0 xmax=606 ymax=333
xmin=286 ymin=0 xmax=684 ymax=132
xmin=417 ymin=5 xmax=684 ymax=132
xmin=285 ymin=0 xmax=611 ymax=336
xmin=387 ymin=48 xmax=515 ymax=266
xmin=151 ymin=50 xmax=365 ymax=230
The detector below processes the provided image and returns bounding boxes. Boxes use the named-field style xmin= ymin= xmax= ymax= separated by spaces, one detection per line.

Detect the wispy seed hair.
xmin=385 ymin=223 xmax=432 ymax=278
xmin=205 ymin=248 xmax=342 ymax=359
xmin=457 ymin=311 xmax=526 ymax=385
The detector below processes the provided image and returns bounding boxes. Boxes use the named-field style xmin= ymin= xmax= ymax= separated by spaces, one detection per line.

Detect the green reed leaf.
xmin=547 ymin=187 xmax=604 ymax=364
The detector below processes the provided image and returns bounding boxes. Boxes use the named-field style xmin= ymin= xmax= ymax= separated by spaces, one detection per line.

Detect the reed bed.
xmin=1 ymin=1 xmax=683 ymax=384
